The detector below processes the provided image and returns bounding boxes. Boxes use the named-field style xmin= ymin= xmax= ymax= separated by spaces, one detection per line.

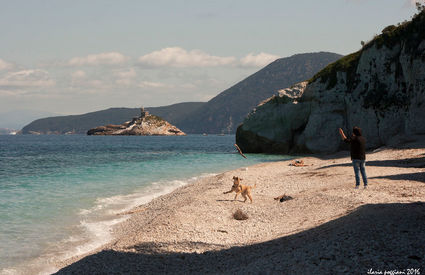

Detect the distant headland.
xmin=87 ymin=108 xmax=185 ymax=136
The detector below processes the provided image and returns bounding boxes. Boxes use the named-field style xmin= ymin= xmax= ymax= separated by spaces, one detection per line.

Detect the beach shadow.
xmin=370 ymin=172 xmax=425 ymax=184
xmin=216 ymin=199 xmax=249 ymax=203
xmin=316 ymin=162 xmax=352 ymax=170
xmin=129 ymin=241 xmax=227 ymax=254
xmin=55 ymin=202 xmax=425 ymax=275
xmin=366 ymin=157 xmax=425 ymax=168
xmin=317 ymin=157 xmax=425 ymax=170
xmin=312 ymin=150 xmax=351 ymax=161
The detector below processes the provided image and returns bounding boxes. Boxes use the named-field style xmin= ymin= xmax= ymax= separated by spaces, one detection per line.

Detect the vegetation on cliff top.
xmin=308 ymin=9 xmax=425 ymax=90
xmin=308 ymin=51 xmax=362 ymax=90
xmin=373 ymin=7 xmax=425 ymax=52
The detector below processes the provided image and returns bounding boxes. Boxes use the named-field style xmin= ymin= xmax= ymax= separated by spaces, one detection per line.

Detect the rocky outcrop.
xmin=236 ymin=11 xmax=425 ymax=154
xmin=236 ymin=82 xmax=310 ymax=153
xmin=21 ymin=102 xmax=204 ymax=135
xmin=87 ymin=109 xmax=185 ymax=136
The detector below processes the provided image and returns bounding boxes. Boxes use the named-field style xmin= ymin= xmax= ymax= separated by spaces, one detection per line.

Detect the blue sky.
xmin=0 ymin=0 xmax=421 ymax=115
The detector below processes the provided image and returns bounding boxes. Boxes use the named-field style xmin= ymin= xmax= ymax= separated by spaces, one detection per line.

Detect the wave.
xmin=1 ymin=173 xmax=216 ymax=275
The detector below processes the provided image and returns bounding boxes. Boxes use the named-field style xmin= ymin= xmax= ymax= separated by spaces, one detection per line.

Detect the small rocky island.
xmin=87 ymin=108 xmax=185 ymax=136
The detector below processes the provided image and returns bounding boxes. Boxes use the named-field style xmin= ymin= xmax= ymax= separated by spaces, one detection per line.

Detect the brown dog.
xmin=223 ymin=176 xmax=256 ymax=203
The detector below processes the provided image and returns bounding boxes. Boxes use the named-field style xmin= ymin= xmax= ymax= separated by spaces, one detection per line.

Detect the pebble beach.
xmin=55 ymin=139 xmax=425 ymax=274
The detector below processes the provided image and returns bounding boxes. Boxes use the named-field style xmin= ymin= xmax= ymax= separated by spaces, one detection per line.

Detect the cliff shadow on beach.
xmin=316 ymin=156 xmax=425 ymax=184
xmin=318 ymin=156 xmax=425 ymax=170
xmin=54 ymin=202 xmax=425 ymax=275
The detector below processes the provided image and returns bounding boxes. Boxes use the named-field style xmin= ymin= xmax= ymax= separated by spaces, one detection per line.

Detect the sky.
xmin=0 ymin=0 xmax=422 ymax=115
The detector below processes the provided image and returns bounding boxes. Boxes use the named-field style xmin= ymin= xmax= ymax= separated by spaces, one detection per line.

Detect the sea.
xmin=0 ymin=134 xmax=288 ymax=274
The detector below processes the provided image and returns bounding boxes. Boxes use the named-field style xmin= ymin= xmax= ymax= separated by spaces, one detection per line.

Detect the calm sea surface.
xmin=0 ymin=135 xmax=288 ymax=274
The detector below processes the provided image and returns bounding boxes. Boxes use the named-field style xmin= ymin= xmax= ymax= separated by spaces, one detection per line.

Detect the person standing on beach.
xmin=338 ymin=127 xmax=368 ymax=189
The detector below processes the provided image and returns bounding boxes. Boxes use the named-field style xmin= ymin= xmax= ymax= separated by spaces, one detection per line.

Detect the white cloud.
xmin=71 ymin=70 xmax=86 ymax=79
xmin=69 ymin=52 xmax=128 ymax=66
xmin=116 ymin=78 xmax=133 ymax=86
xmin=0 ymin=59 xmax=13 ymax=71
xmin=0 ymin=89 xmax=15 ymax=96
xmin=88 ymin=80 xmax=105 ymax=88
xmin=179 ymin=83 xmax=197 ymax=90
xmin=239 ymin=52 xmax=280 ymax=67
xmin=138 ymin=47 xmax=236 ymax=67
xmin=0 ymin=70 xmax=55 ymax=88
xmin=115 ymin=68 xmax=137 ymax=79
xmin=113 ymin=68 xmax=137 ymax=86
xmin=138 ymin=81 xmax=170 ymax=89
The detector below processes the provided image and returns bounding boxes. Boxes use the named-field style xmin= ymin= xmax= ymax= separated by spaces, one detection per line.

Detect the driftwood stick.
xmin=234 ymin=143 xmax=247 ymax=159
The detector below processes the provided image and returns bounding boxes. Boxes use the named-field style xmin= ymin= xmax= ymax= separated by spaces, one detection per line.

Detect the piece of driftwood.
xmin=289 ymin=159 xmax=307 ymax=167
xmin=274 ymin=194 xmax=294 ymax=202
xmin=234 ymin=143 xmax=247 ymax=159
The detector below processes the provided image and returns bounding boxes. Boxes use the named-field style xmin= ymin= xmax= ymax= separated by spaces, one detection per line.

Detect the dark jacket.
xmin=344 ymin=135 xmax=366 ymax=160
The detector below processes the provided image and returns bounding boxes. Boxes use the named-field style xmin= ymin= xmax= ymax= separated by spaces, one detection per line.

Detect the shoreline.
xmin=1 ymin=174 xmax=224 ymax=275
xmin=55 ymin=141 xmax=425 ymax=273
xmin=2 ymin=135 xmax=293 ymax=275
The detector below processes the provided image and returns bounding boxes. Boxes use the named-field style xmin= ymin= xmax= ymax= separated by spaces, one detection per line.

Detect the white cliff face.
xmin=237 ymin=82 xmax=311 ymax=153
xmin=237 ymin=13 xmax=425 ymax=154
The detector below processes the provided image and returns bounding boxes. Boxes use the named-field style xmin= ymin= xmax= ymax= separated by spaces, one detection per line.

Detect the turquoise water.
xmin=0 ymin=135 xmax=288 ymax=274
